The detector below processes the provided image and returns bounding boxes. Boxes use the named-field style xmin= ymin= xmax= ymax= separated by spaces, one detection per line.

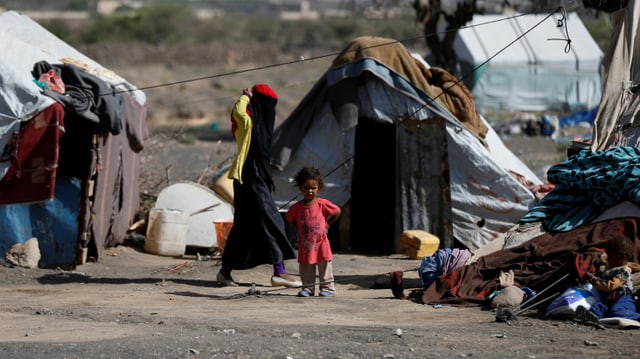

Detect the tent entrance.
xmin=349 ymin=120 xmax=396 ymax=254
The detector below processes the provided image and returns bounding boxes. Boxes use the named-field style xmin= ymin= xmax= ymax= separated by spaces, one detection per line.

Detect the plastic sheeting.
xmin=270 ymin=48 xmax=542 ymax=250
xmin=0 ymin=177 xmax=80 ymax=269
xmin=0 ymin=10 xmax=146 ymax=179
xmin=591 ymin=1 xmax=640 ymax=151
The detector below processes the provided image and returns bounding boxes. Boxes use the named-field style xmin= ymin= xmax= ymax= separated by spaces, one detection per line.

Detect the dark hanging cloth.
xmin=82 ymin=92 xmax=148 ymax=261
xmin=32 ymin=61 xmax=124 ymax=135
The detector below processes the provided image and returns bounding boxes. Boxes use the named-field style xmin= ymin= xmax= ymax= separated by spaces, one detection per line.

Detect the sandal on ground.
xmin=270 ymin=273 xmax=302 ymax=287
xmin=216 ymin=271 xmax=239 ymax=287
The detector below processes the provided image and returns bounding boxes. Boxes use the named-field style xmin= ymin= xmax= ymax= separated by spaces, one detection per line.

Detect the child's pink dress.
xmin=286 ymin=198 xmax=340 ymax=264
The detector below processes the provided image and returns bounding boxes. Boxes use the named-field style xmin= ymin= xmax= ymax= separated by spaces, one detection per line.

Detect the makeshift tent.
xmin=269 ymin=36 xmax=542 ymax=252
xmin=516 ymin=0 xmax=640 ymax=236
xmin=454 ymin=12 xmax=603 ymax=113
xmin=591 ymin=0 xmax=640 ymax=151
xmin=0 ymin=11 xmax=148 ymax=268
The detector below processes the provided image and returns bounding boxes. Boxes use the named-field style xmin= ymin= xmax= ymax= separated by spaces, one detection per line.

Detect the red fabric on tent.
xmin=0 ymin=103 xmax=65 ymax=204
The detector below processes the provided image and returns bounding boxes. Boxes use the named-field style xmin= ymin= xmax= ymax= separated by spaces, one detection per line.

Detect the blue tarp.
xmin=558 ymin=107 xmax=598 ymax=128
xmin=0 ymin=177 xmax=80 ymax=269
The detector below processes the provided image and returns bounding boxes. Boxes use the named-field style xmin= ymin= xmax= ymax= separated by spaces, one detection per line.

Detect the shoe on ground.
xmin=270 ymin=273 xmax=302 ymax=287
xmin=572 ymin=306 xmax=599 ymax=325
xmin=216 ymin=271 xmax=238 ymax=287
xmin=319 ymin=290 xmax=335 ymax=297
xmin=298 ymin=288 xmax=312 ymax=297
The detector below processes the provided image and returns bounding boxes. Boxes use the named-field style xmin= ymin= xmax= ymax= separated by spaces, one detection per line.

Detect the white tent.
xmin=454 ymin=12 xmax=603 ymax=113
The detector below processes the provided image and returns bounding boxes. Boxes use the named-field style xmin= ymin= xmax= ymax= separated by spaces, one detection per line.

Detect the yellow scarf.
xmin=228 ymin=94 xmax=252 ymax=184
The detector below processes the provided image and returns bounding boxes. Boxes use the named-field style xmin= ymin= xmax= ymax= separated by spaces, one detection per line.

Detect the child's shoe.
xmin=319 ymin=290 xmax=335 ymax=297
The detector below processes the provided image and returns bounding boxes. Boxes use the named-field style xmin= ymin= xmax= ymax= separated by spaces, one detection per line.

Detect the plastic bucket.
xmin=145 ymin=208 xmax=189 ymax=256
xmin=213 ymin=218 xmax=234 ymax=253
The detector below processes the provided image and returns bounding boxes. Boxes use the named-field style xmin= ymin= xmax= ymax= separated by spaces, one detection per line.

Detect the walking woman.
xmin=216 ymin=84 xmax=302 ymax=288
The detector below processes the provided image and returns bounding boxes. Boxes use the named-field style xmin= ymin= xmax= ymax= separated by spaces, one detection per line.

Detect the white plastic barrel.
xmin=145 ymin=208 xmax=189 ymax=256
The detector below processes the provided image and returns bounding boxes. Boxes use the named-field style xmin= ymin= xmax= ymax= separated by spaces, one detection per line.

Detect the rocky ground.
xmin=2 ymin=244 xmax=640 ymax=359
xmin=2 ymin=124 xmax=636 ymax=359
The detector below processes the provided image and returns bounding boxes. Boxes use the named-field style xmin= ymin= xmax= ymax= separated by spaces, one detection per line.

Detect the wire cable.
xmin=266 ymin=6 xmax=574 ymax=211
xmin=404 ymin=6 xmax=571 ymax=122
xmin=97 ymin=6 xmax=573 ymax=107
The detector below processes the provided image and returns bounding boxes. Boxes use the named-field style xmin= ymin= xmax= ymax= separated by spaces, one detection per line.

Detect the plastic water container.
xmin=145 ymin=208 xmax=189 ymax=256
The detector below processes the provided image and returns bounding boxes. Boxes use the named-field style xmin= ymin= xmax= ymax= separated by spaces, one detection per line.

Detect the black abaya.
xmin=221 ymin=85 xmax=296 ymax=270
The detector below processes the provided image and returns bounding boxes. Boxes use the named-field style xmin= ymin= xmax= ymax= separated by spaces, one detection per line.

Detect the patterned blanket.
xmin=520 ymin=147 xmax=640 ymax=232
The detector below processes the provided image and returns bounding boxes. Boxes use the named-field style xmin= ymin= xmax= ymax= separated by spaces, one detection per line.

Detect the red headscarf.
xmin=252 ymin=84 xmax=278 ymax=99
xmin=230 ymin=84 xmax=278 ymax=136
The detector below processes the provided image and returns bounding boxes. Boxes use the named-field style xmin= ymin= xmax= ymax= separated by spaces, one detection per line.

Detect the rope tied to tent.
xmin=405 ymin=6 xmax=574 ymax=123
xmin=546 ymin=7 xmax=572 ymax=54
xmin=93 ymin=6 xmax=576 ymax=117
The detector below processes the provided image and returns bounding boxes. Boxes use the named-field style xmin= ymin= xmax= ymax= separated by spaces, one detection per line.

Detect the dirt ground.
xmin=2 ymin=131 xmax=640 ymax=359
xmin=3 ymin=244 xmax=640 ymax=359
xmin=1 ymin=59 xmax=634 ymax=358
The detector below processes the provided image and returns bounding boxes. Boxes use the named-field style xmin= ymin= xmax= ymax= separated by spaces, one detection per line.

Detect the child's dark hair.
xmin=604 ymin=234 xmax=635 ymax=261
xmin=293 ymin=167 xmax=325 ymax=190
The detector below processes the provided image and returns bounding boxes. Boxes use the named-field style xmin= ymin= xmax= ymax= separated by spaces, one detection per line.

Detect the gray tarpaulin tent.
xmin=269 ymin=36 xmax=542 ymax=252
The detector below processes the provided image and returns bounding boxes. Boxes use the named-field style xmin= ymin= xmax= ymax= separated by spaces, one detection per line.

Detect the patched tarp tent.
xmin=0 ymin=11 xmax=148 ymax=268
xmin=270 ymin=36 xmax=542 ymax=252
xmin=454 ymin=12 xmax=603 ymax=113
xmin=591 ymin=0 xmax=640 ymax=151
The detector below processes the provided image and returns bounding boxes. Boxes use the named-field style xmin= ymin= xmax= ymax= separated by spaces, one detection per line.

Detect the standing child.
xmin=286 ymin=167 xmax=341 ymax=297
xmin=579 ymin=234 xmax=640 ymax=322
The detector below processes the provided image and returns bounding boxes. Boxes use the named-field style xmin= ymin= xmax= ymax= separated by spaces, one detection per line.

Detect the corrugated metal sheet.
xmin=397 ymin=119 xmax=453 ymax=248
